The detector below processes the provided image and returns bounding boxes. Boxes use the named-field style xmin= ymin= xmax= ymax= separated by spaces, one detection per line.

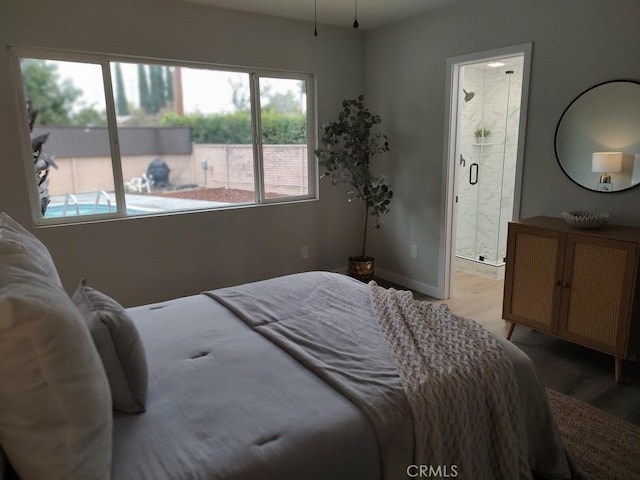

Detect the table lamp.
xmin=592 ymin=152 xmax=623 ymax=191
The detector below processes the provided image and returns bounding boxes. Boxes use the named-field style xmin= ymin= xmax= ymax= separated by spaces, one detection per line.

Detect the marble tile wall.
xmin=456 ymin=58 xmax=524 ymax=266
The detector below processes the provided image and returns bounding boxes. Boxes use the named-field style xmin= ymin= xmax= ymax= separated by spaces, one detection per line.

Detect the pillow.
xmin=72 ymin=279 xmax=149 ymax=413
xmin=0 ymin=212 xmax=61 ymax=285
xmin=0 ymin=212 xmax=112 ymax=480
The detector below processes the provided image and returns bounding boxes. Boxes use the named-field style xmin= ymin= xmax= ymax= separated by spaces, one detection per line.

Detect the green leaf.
xmin=316 ymin=95 xmax=394 ymax=254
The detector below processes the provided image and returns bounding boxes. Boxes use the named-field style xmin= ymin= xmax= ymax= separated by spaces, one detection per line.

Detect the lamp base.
xmin=599 ymin=172 xmax=612 ymax=184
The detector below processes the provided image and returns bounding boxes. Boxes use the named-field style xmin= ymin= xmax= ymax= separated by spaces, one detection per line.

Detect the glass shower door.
xmin=455 ymin=57 xmax=524 ymax=268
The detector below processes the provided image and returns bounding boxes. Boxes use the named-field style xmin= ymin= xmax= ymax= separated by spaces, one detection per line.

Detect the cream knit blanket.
xmin=369 ymin=283 xmax=533 ymax=480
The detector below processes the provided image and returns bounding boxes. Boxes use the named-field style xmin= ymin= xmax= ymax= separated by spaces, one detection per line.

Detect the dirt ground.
xmin=156 ymin=187 xmax=280 ymax=203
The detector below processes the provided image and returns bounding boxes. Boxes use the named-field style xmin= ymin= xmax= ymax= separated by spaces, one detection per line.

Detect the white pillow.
xmin=0 ymin=212 xmax=61 ymax=285
xmin=73 ymin=279 xmax=149 ymax=413
xmin=0 ymin=212 xmax=112 ymax=480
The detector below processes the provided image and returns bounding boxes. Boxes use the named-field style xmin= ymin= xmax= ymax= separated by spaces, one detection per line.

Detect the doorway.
xmin=441 ymin=44 xmax=532 ymax=299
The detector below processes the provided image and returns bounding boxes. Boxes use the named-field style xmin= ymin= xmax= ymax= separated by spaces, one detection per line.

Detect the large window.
xmin=14 ymin=49 xmax=316 ymax=224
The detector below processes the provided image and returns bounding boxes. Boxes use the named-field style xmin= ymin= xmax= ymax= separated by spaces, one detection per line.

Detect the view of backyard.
xmin=20 ymin=56 xmax=312 ymax=220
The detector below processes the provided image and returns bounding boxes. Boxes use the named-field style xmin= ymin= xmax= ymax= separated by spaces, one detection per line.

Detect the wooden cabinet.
xmin=503 ymin=216 xmax=640 ymax=382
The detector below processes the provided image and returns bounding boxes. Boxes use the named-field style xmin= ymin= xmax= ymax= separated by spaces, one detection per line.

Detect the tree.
xmin=20 ymin=59 xmax=81 ymax=125
xmin=138 ymin=64 xmax=151 ymax=113
xmin=21 ymin=58 xmax=106 ymax=127
xmin=229 ymin=77 xmax=249 ymax=111
xmin=262 ymin=91 xmax=301 ymax=114
xmin=114 ymin=63 xmax=129 ymax=116
xmin=315 ymin=95 xmax=392 ymax=262
xmin=149 ymin=65 xmax=166 ymax=114
xmin=165 ymin=66 xmax=174 ymax=104
xmin=160 ymin=111 xmax=306 ymax=145
xmin=72 ymin=107 xmax=108 ymax=127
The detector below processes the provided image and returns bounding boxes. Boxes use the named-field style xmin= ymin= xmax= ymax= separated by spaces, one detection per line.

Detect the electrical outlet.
xmin=410 ymin=245 xmax=418 ymax=259
xmin=300 ymin=245 xmax=308 ymax=259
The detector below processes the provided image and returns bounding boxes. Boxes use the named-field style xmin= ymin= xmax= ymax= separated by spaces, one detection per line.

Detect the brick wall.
xmin=47 ymin=144 xmax=309 ymax=197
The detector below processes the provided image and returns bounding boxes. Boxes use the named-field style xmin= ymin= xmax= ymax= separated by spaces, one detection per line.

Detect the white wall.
xmin=364 ymin=0 xmax=640 ymax=295
xmin=0 ymin=0 xmax=365 ymax=306
xmin=4 ymin=0 xmax=639 ymax=303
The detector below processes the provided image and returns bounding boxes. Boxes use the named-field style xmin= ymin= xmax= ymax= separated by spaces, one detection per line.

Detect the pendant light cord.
xmin=353 ymin=0 xmax=359 ymax=28
xmin=315 ymin=0 xmax=360 ymax=35
xmin=314 ymin=0 xmax=318 ymax=36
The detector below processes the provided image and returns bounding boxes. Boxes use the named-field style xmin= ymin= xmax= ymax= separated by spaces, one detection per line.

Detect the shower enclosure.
xmin=454 ymin=56 xmax=524 ymax=278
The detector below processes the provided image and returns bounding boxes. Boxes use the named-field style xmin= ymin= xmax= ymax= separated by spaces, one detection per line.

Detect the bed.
xmin=0 ymin=212 xmax=586 ymax=480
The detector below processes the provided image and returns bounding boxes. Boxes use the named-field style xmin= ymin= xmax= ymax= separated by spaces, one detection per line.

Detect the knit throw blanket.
xmin=369 ymin=283 xmax=533 ymax=480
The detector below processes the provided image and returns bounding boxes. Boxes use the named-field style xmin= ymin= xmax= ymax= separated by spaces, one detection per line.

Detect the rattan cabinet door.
xmin=503 ymin=224 xmax=565 ymax=333
xmin=558 ymin=235 xmax=636 ymax=356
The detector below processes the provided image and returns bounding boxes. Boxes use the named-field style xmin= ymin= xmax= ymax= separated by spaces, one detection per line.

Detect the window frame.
xmin=11 ymin=47 xmax=317 ymax=226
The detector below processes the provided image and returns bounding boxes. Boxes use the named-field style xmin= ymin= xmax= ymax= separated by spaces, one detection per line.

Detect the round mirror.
xmin=554 ymin=80 xmax=640 ymax=192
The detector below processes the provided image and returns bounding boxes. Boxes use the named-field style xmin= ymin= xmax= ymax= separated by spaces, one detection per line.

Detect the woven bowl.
xmin=561 ymin=210 xmax=609 ymax=229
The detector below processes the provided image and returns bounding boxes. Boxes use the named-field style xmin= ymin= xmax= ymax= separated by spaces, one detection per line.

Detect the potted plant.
xmin=27 ymin=101 xmax=57 ymax=216
xmin=474 ymin=127 xmax=491 ymax=143
xmin=315 ymin=95 xmax=393 ymax=282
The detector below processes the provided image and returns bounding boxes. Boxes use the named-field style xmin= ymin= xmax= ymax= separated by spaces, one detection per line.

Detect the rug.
xmin=547 ymin=389 xmax=640 ymax=480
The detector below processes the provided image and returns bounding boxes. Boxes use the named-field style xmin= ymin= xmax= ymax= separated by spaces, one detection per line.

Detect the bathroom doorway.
xmin=441 ymin=44 xmax=532 ymax=299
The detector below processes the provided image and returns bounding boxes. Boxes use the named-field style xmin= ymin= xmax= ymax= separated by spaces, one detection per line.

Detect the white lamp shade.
xmin=592 ymin=152 xmax=623 ymax=173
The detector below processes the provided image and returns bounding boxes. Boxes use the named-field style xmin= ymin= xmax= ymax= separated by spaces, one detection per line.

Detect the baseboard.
xmin=374 ymin=268 xmax=441 ymax=298
xmin=328 ymin=266 xmax=440 ymax=299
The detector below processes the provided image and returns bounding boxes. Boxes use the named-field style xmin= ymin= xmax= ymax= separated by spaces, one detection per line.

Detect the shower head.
xmin=463 ymin=89 xmax=475 ymax=102
xmin=505 ymin=70 xmax=514 ymax=75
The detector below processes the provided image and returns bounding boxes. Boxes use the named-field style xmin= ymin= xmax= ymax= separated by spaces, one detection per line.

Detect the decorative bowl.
xmin=561 ymin=210 xmax=609 ymax=229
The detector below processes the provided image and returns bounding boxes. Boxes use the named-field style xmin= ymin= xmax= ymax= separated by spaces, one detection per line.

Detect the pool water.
xmin=44 ymin=203 xmax=149 ymax=218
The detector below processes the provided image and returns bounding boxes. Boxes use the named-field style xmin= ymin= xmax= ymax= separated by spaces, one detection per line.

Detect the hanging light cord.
xmin=314 ymin=0 xmax=318 ymax=36
xmin=353 ymin=0 xmax=359 ymax=28
xmin=314 ymin=0 xmax=359 ymax=35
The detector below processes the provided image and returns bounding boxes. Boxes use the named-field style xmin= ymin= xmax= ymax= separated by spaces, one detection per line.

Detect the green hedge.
xmin=160 ymin=111 xmax=307 ymax=145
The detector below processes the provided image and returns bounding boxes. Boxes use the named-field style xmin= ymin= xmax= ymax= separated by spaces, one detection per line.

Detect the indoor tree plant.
xmin=315 ymin=95 xmax=393 ymax=281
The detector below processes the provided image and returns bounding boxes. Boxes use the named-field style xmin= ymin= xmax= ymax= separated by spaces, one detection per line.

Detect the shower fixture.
xmin=459 ymin=154 xmax=466 ymax=167
xmin=463 ymin=89 xmax=475 ymax=102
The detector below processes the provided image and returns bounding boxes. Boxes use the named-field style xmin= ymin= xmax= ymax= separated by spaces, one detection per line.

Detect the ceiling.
xmin=183 ymin=0 xmax=461 ymax=30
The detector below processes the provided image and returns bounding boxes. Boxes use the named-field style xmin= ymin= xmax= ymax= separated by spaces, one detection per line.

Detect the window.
xmin=14 ymin=49 xmax=316 ymax=224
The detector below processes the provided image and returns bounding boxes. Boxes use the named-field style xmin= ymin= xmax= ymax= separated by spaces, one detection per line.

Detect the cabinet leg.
xmin=506 ymin=322 xmax=516 ymax=340
xmin=615 ymin=357 xmax=623 ymax=383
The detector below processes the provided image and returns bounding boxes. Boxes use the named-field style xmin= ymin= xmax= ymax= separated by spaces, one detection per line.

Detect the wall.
xmin=42 ymin=145 xmax=308 ymax=197
xmin=364 ymin=0 xmax=640 ymax=296
xmin=0 ymin=0 xmax=365 ymax=306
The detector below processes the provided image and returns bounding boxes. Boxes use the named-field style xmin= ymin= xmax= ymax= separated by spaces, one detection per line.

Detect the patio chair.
xmin=125 ymin=173 xmax=151 ymax=193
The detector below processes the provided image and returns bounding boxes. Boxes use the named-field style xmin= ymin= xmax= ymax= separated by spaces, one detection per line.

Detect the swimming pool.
xmin=44 ymin=203 xmax=150 ymax=218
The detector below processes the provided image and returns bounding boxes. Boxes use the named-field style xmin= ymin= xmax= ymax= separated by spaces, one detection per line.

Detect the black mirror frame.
xmin=554 ymin=79 xmax=640 ymax=194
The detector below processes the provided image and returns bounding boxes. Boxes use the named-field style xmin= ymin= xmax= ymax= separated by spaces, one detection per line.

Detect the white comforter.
xmin=112 ymin=271 xmax=585 ymax=480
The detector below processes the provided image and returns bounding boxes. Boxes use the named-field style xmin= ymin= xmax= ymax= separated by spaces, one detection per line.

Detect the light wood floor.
xmin=380 ymin=270 xmax=640 ymax=425
xmin=432 ymin=270 xmax=509 ymax=337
